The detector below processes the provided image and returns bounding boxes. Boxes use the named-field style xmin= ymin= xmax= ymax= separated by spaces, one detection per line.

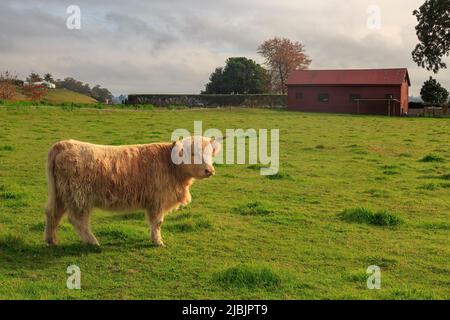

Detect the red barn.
xmin=287 ymin=68 xmax=410 ymax=116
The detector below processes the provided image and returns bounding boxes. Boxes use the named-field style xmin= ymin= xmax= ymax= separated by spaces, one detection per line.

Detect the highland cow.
xmin=45 ymin=137 xmax=221 ymax=247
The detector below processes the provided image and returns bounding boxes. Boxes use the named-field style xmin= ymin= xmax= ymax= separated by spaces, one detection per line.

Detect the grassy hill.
xmin=43 ymin=88 xmax=98 ymax=104
xmin=9 ymin=87 xmax=97 ymax=104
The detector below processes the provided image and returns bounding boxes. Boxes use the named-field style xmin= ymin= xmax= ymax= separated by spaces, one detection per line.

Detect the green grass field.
xmin=0 ymin=106 xmax=449 ymax=300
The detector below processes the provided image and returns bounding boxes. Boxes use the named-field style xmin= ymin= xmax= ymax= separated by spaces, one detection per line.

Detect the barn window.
xmin=349 ymin=94 xmax=361 ymax=102
xmin=386 ymin=94 xmax=394 ymax=99
xmin=318 ymin=93 xmax=329 ymax=102
xmin=296 ymin=92 xmax=303 ymax=100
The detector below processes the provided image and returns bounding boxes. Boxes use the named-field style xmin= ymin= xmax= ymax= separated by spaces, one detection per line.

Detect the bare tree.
xmin=0 ymin=71 xmax=18 ymax=100
xmin=23 ymin=83 xmax=48 ymax=102
xmin=258 ymin=37 xmax=312 ymax=93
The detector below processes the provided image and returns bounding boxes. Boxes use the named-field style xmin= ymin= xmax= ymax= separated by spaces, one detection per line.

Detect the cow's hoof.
xmin=86 ymin=242 xmax=100 ymax=247
xmin=152 ymin=241 xmax=166 ymax=248
xmin=46 ymin=239 xmax=58 ymax=246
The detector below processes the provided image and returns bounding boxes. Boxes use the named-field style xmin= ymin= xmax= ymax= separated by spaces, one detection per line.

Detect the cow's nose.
xmin=205 ymin=168 xmax=215 ymax=176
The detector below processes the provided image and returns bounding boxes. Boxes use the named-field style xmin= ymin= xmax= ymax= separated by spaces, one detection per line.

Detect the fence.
xmin=408 ymin=107 xmax=449 ymax=117
xmin=126 ymin=94 xmax=287 ymax=108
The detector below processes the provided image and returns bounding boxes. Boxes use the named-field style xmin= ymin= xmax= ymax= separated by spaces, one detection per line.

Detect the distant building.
xmin=34 ymin=81 xmax=56 ymax=89
xmin=287 ymin=68 xmax=410 ymax=116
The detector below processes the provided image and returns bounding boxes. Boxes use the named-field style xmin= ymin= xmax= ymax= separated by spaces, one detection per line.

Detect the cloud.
xmin=0 ymin=0 xmax=448 ymax=95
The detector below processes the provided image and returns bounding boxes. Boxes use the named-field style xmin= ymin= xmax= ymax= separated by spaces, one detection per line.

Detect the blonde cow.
xmin=45 ymin=137 xmax=221 ymax=247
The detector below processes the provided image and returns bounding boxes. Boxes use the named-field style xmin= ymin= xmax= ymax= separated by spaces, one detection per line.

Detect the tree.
xmin=55 ymin=77 xmax=113 ymax=103
xmin=23 ymin=83 xmax=48 ymax=101
xmin=56 ymin=77 xmax=91 ymax=95
xmin=91 ymin=85 xmax=113 ymax=103
xmin=203 ymin=57 xmax=270 ymax=94
xmin=44 ymin=73 xmax=54 ymax=83
xmin=26 ymin=72 xmax=41 ymax=83
xmin=412 ymin=0 xmax=450 ymax=73
xmin=0 ymin=71 xmax=18 ymax=100
xmin=420 ymin=77 xmax=449 ymax=105
xmin=258 ymin=37 xmax=312 ymax=93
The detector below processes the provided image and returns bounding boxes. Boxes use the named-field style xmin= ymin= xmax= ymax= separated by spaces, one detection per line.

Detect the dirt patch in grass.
xmin=213 ymin=264 xmax=281 ymax=289
xmin=339 ymin=207 xmax=403 ymax=226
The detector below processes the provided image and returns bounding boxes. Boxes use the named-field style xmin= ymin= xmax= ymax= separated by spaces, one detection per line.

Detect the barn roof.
xmin=287 ymin=68 xmax=410 ymax=86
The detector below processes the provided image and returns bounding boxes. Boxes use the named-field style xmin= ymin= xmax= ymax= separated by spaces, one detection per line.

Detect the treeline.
xmin=55 ymin=77 xmax=113 ymax=103
xmin=203 ymin=37 xmax=311 ymax=95
xmin=0 ymin=70 xmax=113 ymax=103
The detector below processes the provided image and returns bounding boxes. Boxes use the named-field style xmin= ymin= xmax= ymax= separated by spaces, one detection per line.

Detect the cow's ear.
xmin=210 ymin=138 xmax=221 ymax=156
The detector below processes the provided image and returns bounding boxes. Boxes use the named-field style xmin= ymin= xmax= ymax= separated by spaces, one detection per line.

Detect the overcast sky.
xmin=0 ymin=0 xmax=448 ymax=96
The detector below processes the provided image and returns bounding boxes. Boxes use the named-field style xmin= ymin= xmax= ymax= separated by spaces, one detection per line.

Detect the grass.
xmin=339 ymin=208 xmax=403 ymax=226
xmin=43 ymin=89 xmax=98 ymax=105
xmin=233 ymin=202 xmax=273 ymax=216
xmin=165 ymin=213 xmax=213 ymax=233
xmin=213 ymin=264 xmax=282 ymax=289
xmin=0 ymin=106 xmax=449 ymax=300
xmin=0 ymin=145 xmax=14 ymax=151
xmin=266 ymin=171 xmax=291 ymax=180
xmin=420 ymin=153 xmax=446 ymax=163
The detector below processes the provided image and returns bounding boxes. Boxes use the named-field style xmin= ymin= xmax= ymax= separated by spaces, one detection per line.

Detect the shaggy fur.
xmin=45 ymin=137 xmax=220 ymax=247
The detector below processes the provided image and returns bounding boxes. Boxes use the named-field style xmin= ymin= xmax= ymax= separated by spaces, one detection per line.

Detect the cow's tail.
xmin=45 ymin=145 xmax=59 ymax=245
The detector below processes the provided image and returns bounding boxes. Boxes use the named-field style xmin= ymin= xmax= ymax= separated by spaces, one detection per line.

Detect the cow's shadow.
xmin=0 ymin=235 xmax=155 ymax=273
xmin=0 ymin=237 xmax=102 ymax=271
xmin=0 ymin=213 xmax=161 ymax=274
xmin=0 ymin=230 xmax=159 ymax=272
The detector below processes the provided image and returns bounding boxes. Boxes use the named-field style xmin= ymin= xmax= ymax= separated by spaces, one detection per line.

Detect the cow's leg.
xmin=147 ymin=209 xmax=165 ymax=247
xmin=68 ymin=209 xmax=99 ymax=246
xmin=45 ymin=201 xmax=66 ymax=246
